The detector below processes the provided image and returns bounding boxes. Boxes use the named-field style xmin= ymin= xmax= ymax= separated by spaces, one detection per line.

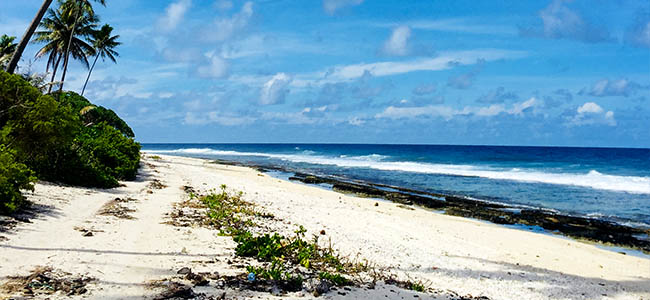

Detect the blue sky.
xmin=2 ymin=0 xmax=649 ymax=147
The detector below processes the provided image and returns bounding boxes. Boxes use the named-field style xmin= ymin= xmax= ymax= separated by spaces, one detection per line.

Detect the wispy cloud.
xmin=376 ymin=98 xmax=538 ymax=120
xmin=580 ymin=78 xmax=647 ymax=97
xmin=381 ymin=25 xmax=411 ymax=56
xmin=323 ymin=0 xmax=363 ymax=15
xmin=158 ymin=0 xmax=192 ymax=32
xmin=520 ymin=0 xmax=612 ymax=43
xmin=305 ymin=49 xmax=525 ymax=85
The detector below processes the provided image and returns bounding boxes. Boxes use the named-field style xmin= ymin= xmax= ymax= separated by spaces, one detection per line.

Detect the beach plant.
xmin=0 ymin=145 xmax=36 ymax=214
xmin=81 ymin=24 xmax=119 ymax=96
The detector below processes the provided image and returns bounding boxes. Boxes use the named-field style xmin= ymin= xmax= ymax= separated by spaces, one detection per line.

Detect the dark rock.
xmin=176 ymin=267 xmax=191 ymax=275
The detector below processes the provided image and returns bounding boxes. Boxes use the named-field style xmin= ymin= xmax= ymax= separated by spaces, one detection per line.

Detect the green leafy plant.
xmin=0 ymin=146 xmax=36 ymax=214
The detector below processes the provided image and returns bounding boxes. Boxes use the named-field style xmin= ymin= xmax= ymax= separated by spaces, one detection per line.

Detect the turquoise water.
xmin=144 ymin=144 xmax=650 ymax=228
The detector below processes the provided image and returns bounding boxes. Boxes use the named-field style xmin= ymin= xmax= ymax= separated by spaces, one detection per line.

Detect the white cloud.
xmin=382 ymin=25 xmax=411 ymax=56
xmin=582 ymin=78 xmax=645 ymax=97
xmin=315 ymin=49 xmax=524 ymax=83
xmin=526 ymin=0 xmax=610 ymax=43
xmin=577 ymin=102 xmax=603 ymax=114
xmin=196 ymin=55 xmax=229 ymax=79
xmin=260 ymin=73 xmax=292 ymax=105
xmin=323 ymin=0 xmax=363 ymax=15
xmin=158 ymin=0 xmax=192 ymax=32
xmin=376 ymin=98 xmax=538 ymax=120
xmin=203 ymin=1 xmax=254 ymax=42
xmin=570 ymin=102 xmax=616 ymax=126
xmin=184 ymin=111 xmax=255 ymax=126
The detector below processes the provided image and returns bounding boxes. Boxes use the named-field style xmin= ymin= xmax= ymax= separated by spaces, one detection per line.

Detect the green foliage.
xmin=318 ymin=271 xmax=351 ymax=286
xmin=234 ymin=225 xmax=351 ymax=276
xmin=409 ymin=281 xmax=426 ymax=292
xmin=0 ymin=146 xmax=36 ymax=214
xmin=62 ymin=123 xmax=140 ymax=187
xmin=0 ymin=70 xmax=140 ymax=213
xmin=0 ymin=34 xmax=17 ymax=68
xmin=56 ymin=91 xmax=134 ymax=137
xmin=200 ymin=185 xmax=258 ymax=235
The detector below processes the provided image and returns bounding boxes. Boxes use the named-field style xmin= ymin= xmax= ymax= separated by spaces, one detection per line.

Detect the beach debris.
xmin=374 ymin=202 xmax=379 ymax=206
xmin=148 ymin=179 xmax=168 ymax=190
xmin=98 ymin=197 xmax=138 ymax=219
xmin=0 ymin=266 xmax=95 ymax=297
xmin=177 ymin=267 xmax=192 ymax=275
xmin=247 ymin=272 xmax=255 ymax=282
xmin=320 ymin=229 xmax=326 ymax=235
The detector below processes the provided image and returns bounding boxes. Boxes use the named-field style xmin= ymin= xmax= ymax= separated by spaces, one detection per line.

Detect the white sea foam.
xmin=149 ymin=148 xmax=650 ymax=194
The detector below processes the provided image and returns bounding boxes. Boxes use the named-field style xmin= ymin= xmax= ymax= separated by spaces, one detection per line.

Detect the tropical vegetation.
xmin=1 ymin=0 xmax=137 ymax=215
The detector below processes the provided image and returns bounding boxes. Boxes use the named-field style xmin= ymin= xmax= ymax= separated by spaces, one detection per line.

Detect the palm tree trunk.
xmin=5 ymin=0 xmax=54 ymax=74
xmin=81 ymin=53 xmax=99 ymax=96
xmin=59 ymin=1 xmax=82 ymax=92
xmin=48 ymin=55 xmax=62 ymax=93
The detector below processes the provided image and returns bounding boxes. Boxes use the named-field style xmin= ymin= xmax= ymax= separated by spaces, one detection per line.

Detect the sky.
xmin=1 ymin=0 xmax=649 ymax=147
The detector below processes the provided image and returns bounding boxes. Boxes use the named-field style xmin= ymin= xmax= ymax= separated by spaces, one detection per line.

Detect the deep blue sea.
xmin=143 ymin=144 xmax=650 ymax=229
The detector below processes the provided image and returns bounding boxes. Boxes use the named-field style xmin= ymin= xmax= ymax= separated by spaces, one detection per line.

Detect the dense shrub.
xmin=0 ymin=145 xmax=36 ymax=214
xmin=56 ymin=91 xmax=134 ymax=137
xmin=70 ymin=123 xmax=141 ymax=187
xmin=0 ymin=70 xmax=140 ymax=212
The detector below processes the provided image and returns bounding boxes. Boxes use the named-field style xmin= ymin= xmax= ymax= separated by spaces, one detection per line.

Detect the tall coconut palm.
xmin=5 ymin=0 xmax=54 ymax=74
xmin=33 ymin=5 xmax=97 ymax=93
xmin=81 ymin=24 xmax=119 ymax=96
xmin=0 ymin=35 xmax=18 ymax=68
xmin=58 ymin=0 xmax=105 ymax=92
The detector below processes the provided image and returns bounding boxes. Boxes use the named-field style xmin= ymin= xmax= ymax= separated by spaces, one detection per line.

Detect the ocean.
xmin=143 ymin=144 xmax=650 ymax=229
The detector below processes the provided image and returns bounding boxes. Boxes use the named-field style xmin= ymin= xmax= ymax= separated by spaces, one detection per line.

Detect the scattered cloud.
xmin=195 ymin=55 xmax=229 ymax=79
xmin=260 ymin=73 xmax=292 ymax=105
xmin=376 ymin=97 xmax=538 ymax=120
xmin=202 ymin=1 xmax=254 ymax=42
xmin=381 ymin=25 xmax=411 ymax=56
xmin=569 ymin=102 xmax=616 ymax=126
xmin=580 ymin=78 xmax=647 ymax=97
xmin=447 ymin=59 xmax=485 ymax=89
xmin=412 ymin=83 xmax=436 ymax=96
xmin=158 ymin=0 xmax=192 ymax=32
xmin=553 ymin=88 xmax=573 ymax=101
xmin=625 ymin=14 xmax=650 ymax=48
xmin=476 ymin=87 xmax=518 ymax=103
xmin=520 ymin=0 xmax=611 ymax=43
xmin=323 ymin=0 xmax=363 ymax=15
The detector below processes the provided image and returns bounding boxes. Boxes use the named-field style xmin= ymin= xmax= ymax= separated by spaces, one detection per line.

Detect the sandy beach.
xmin=0 ymin=154 xmax=648 ymax=300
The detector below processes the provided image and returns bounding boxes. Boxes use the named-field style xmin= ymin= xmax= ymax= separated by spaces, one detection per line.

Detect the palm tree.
xmin=58 ymin=0 xmax=105 ymax=92
xmin=81 ymin=24 xmax=119 ymax=96
xmin=0 ymin=35 xmax=18 ymax=68
xmin=5 ymin=0 xmax=54 ymax=74
xmin=33 ymin=5 xmax=97 ymax=93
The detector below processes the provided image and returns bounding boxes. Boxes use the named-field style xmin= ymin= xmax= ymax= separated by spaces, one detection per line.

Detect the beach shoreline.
xmin=1 ymin=154 xmax=649 ymax=299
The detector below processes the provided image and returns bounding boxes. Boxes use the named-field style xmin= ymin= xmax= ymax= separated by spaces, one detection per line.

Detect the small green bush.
xmin=0 ymin=146 xmax=36 ymax=214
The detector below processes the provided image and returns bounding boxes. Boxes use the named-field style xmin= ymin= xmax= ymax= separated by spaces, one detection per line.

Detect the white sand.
xmin=1 ymin=154 xmax=648 ymax=300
